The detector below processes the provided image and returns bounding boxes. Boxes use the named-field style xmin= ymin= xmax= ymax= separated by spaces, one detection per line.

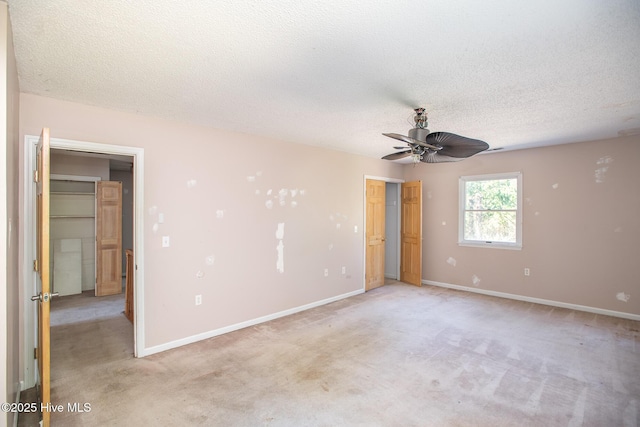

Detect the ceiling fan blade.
xmin=382 ymin=133 xmax=440 ymax=150
xmin=382 ymin=150 xmax=412 ymax=160
xmin=420 ymin=152 xmax=465 ymax=163
xmin=425 ymin=132 xmax=489 ymax=158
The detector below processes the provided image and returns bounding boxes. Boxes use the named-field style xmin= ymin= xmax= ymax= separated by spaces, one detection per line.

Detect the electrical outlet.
xmin=195 ymin=295 xmax=202 ymax=306
xmin=524 ymin=268 xmax=530 ymax=276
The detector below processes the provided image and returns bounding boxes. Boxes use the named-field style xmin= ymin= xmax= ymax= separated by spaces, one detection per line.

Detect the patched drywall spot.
xmin=246 ymin=175 xmax=256 ymax=182
xmin=442 ymin=221 xmax=447 ymax=226
xmin=276 ymin=223 xmax=285 ymax=273
xmin=148 ymin=205 xmax=158 ymax=216
xmin=276 ymin=241 xmax=284 ymax=273
xmin=278 ymin=188 xmax=288 ymax=206
xmin=446 ymin=257 xmax=457 ymax=267
xmin=616 ymin=292 xmax=631 ymax=302
xmin=256 ymin=171 xmax=263 ymax=177
xmin=426 ymin=191 xmax=432 ymax=199
xmin=265 ymin=200 xmax=274 ymax=209
xmin=152 ymin=223 xmax=159 ymax=233
xmin=535 ymin=211 xmax=541 ymax=216
xmin=299 ymin=189 xmax=306 ymax=196
xmin=187 ymin=179 xmax=197 ymax=189
xmin=205 ymin=255 xmax=215 ymax=266
xmin=595 ymin=156 xmax=613 ymax=183
xmin=336 ymin=223 xmax=341 ymax=230
xmin=123 ymin=188 xmax=129 ymax=195
xmin=216 ymin=210 xmax=224 ymax=219
xmin=328 ymin=243 xmax=334 ymax=251
xmin=290 ymin=189 xmax=298 ymax=197
xmin=472 ymin=275 xmax=481 ymax=287
xmin=255 ymin=189 xmax=261 ymax=195
xmin=525 ymin=197 xmax=533 ymax=205
xmin=196 ymin=271 xmax=204 ymax=279
xmin=551 ymin=183 xmax=559 ymax=190
xmin=291 ymin=200 xmax=298 ymax=208
xmin=614 ymin=227 xmax=623 ymax=233
xmin=267 ymin=189 xmax=273 ymax=196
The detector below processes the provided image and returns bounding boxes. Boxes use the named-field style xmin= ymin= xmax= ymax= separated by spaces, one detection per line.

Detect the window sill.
xmin=458 ymin=241 xmax=522 ymax=250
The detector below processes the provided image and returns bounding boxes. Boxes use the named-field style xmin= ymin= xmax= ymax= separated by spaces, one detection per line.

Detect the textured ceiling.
xmin=7 ymin=0 xmax=640 ymax=160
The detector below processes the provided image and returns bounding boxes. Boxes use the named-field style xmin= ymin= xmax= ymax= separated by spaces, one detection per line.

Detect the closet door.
xmin=95 ymin=181 xmax=123 ymax=296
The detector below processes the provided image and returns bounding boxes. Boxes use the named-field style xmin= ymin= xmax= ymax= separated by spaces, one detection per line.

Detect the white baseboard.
xmin=424 ymin=280 xmax=640 ymax=321
xmin=141 ymin=288 xmax=365 ymax=357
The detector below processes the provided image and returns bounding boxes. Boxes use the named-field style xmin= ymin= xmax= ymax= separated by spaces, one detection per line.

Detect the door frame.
xmin=23 ymin=135 xmax=146 ymax=387
xmin=362 ymin=175 xmax=403 ymax=290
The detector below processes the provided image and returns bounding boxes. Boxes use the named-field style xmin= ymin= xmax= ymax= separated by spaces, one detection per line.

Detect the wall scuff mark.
xmin=595 ymin=156 xmax=613 ymax=183
xmin=276 ymin=223 xmax=285 ymax=273
xmin=616 ymin=292 xmax=631 ymax=302
xmin=447 ymin=257 xmax=457 ymax=267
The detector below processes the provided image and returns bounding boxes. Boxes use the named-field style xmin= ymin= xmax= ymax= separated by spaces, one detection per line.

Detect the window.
xmin=459 ymin=172 xmax=522 ymax=249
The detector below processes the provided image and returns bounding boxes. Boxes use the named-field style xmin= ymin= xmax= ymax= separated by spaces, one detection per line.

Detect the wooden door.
xmin=35 ymin=128 xmax=52 ymax=427
xmin=400 ymin=181 xmax=422 ymax=286
xmin=96 ymin=181 xmax=123 ymax=296
xmin=365 ymin=179 xmax=386 ymax=291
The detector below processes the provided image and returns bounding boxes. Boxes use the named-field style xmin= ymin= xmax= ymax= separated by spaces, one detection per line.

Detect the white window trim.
xmin=458 ymin=172 xmax=522 ymax=250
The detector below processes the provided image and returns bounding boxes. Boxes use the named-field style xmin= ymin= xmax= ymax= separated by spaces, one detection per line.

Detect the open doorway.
xmin=48 ymin=148 xmax=133 ymax=323
xmin=384 ymin=181 xmax=401 ymax=280
xmin=364 ymin=176 xmax=423 ymax=291
xmin=22 ymin=135 xmax=146 ymax=392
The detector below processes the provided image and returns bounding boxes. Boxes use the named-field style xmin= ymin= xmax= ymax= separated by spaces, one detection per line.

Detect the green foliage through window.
xmin=460 ymin=174 xmax=521 ymax=246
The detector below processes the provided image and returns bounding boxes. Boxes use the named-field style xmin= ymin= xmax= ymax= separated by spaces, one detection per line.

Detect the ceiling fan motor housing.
xmin=408 ymin=127 xmax=431 ymax=144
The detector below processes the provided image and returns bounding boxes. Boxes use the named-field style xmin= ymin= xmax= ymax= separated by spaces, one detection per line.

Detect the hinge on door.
xmin=33 ymin=260 xmax=38 ymax=272
xmin=34 ymin=348 xmax=37 ymax=359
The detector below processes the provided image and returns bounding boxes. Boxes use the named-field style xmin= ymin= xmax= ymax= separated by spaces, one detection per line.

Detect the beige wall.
xmin=19 ymin=93 xmax=404 ymax=350
xmin=51 ymin=151 xmax=110 ymax=180
xmin=404 ymin=136 xmax=640 ymax=316
xmin=2 ymin=3 xmax=20 ymax=427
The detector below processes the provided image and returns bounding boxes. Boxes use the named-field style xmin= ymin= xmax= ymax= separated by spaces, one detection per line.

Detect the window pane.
xmin=464 ymin=211 xmax=516 ymax=242
xmin=465 ymin=179 xmax=517 ymax=210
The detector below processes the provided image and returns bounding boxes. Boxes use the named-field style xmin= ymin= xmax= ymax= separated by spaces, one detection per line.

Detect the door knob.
xmin=31 ymin=292 xmax=59 ymax=302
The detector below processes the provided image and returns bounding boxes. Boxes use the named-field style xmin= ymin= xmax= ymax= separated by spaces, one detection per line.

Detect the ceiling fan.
xmin=382 ymin=108 xmax=490 ymax=163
